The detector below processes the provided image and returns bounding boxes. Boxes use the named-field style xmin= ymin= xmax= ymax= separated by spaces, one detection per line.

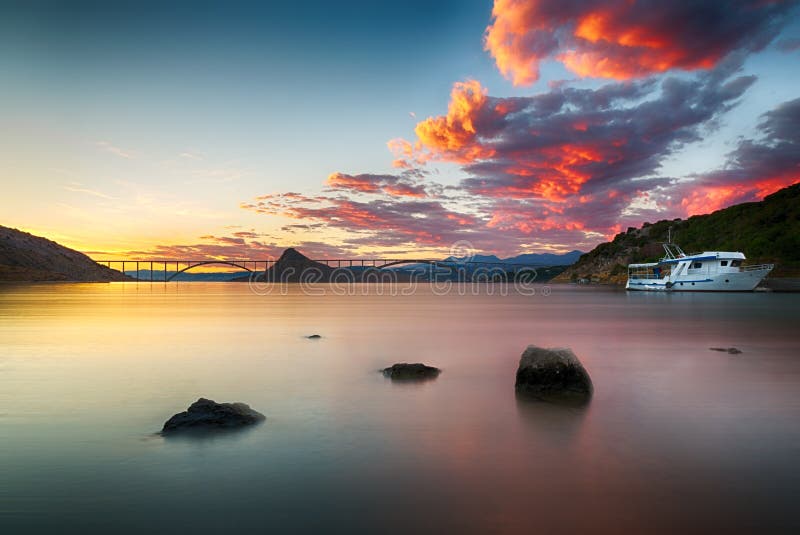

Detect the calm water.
xmin=1 ymin=283 xmax=799 ymax=534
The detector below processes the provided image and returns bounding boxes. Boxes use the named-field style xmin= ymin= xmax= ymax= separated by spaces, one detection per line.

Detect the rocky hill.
xmin=232 ymin=248 xmax=334 ymax=282
xmin=233 ymin=248 xmax=420 ymax=283
xmin=555 ymin=181 xmax=800 ymax=284
xmin=0 ymin=226 xmax=129 ymax=282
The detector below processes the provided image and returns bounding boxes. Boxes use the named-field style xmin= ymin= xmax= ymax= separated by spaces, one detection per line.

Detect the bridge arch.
xmin=166 ymin=261 xmax=254 ymax=281
xmin=377 ymin=260 xmax=456 ymax=272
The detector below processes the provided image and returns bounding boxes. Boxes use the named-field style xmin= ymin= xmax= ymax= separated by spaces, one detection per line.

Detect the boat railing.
xmin=629 ymin=273 xmax=662 ymax=280
xmin=742 ymin=263 xmax=774 ymax=272
xmin=660 ymin=251 xmax=704 ymax=261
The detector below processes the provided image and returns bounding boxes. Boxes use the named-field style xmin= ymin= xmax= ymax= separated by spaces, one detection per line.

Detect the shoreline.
xmin=3 ymin=278 xmax=799 ymax=292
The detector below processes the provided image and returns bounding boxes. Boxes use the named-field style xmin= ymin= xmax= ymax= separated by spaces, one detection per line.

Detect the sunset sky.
xmin=2 ymin=0 xmax=799 ymax=260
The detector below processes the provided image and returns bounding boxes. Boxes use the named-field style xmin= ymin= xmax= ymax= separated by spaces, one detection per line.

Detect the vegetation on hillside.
xmin=557 ymin=182 xmax=800 ymax=283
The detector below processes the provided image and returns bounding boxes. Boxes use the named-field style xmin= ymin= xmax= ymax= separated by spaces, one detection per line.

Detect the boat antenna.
xmin=667 ymin=226 xmax=672 ymax=244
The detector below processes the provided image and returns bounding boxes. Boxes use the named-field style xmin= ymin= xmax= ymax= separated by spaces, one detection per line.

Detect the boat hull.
xmin=626 ymin=268 xmax=772 ymax=292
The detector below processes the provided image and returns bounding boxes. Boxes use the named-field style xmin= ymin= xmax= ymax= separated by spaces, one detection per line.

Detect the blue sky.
xmin=1 ymin=0 xmax=799 ymax=258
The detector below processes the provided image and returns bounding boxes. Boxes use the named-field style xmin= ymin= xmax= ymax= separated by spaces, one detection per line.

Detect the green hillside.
xmin=558 ymin=181 xmax=800 ymax=283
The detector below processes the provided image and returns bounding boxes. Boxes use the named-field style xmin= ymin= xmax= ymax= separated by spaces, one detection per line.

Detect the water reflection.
xmin=514 ymin=394 xmax=590 ymax=445
xmin=0 ymin=283 xmax=798 ymax=534
xmin=157 ymin=423 xmax=265 ymax=442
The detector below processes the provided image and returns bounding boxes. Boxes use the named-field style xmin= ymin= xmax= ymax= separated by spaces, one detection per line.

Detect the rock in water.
xmin=709 ymin=347 xmax=742 ymax=354
xmin=382 ymin=363 xmax=441 ymax=381
xmin=161 ymin=398 xmax=265 ymax=434
xmin=515 ymin=346 xmax=593 ymax=402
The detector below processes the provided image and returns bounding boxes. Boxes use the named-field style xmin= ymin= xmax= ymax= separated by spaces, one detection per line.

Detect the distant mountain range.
xmin=555 ymin=181 xmax=800 ymax=284
xmin=124 ymin=270 xmax=247 ymax=282
xmin=443 ymin=250 xmax=583 ymax=266
xmin=226 ymin=248 xmax=575 ymax=283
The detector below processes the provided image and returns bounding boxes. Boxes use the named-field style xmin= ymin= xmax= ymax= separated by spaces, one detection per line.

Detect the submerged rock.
xmin=709 ymin=347 xmax=742 ymax=354
xmin=515 ymin=346 xmax=593 ymax=402
xmin=161 ymin=398 xmax=265 ymax=434
xmin=382 ymin=363 xmax=441 ymax=381
xmin=306 ymin=334 xmax=322 ymax=339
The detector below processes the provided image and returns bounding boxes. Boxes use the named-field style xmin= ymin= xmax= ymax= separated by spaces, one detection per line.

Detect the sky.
xmin=1 ymin=0 xmax=799 ymax=260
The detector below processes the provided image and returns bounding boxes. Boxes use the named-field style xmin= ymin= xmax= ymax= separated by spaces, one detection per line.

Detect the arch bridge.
xmin=94 ymin=258 xmax=540 ymax=281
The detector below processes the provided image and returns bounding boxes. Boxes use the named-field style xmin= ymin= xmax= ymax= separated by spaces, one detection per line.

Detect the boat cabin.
xmin=662 ymin=252 xmax=746 ymax=278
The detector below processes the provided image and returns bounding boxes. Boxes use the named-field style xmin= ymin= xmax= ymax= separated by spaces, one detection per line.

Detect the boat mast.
xmin=662 ymin=226 xmax=673 ymax=260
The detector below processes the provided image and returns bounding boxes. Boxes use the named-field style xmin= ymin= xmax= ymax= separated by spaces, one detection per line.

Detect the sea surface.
xmin=1 ymin=282 xmax=799 ymax=534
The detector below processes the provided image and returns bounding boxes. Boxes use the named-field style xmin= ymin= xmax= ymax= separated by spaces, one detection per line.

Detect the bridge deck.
xmin=93 ymin=258 xmax=544 ymax=282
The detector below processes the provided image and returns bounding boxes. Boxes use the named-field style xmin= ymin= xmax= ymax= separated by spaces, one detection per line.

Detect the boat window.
xmin=731 ymin=260 xmax=742 ymax=267
xmin=720 ymin=260 xmax=728 ymax=267
xmin=692 ymin=262 xmax=702 ymax=269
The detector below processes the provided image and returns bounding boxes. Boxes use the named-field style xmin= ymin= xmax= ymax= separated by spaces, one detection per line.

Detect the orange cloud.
xmin=327 ymin=172 xmax=382 ymax=194
xmin=467 ymin=142 xmax=614 ymax=202
xmin=484 ymin=198 xmax=594 ymax=236
xmin=387 ymin=138 xmax=428 ymax=168
xmin=679 ymin=177 xmax=799 ymax=216
xmin=326 ymin=172 xmax=427 ymax=198
xmin=560 ymin=7 xmax=720 ymax=80
xmin=411 ymin=80 xmax=496 ymax=162
xmin=484 ymin=0 xmax=793 ymax=84
xmin=484 ymin=0 xmax=555 ymax=86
